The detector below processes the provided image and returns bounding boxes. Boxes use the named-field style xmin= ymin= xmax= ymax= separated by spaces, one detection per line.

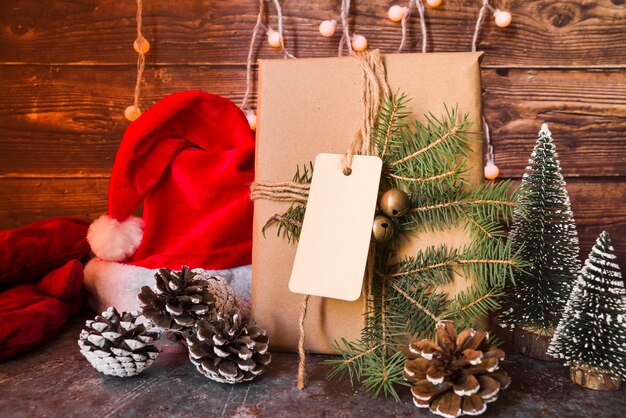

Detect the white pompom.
xmin=88 ymin=215 xmax=144 ymax=261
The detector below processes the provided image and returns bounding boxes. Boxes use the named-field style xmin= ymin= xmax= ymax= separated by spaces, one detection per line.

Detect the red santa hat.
xmin=85 ymin=91 xmax=254 ymax=288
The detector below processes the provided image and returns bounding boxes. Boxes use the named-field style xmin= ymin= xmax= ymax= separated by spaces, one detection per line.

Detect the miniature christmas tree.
xmin=499 ymin=124 xmax=580 ymax=357
xmin=548 ymin=231 xmax=626 ymax=390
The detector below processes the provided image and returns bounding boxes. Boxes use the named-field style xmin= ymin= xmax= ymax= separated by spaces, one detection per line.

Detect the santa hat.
xmin=85 ymin=91 xmax=255 ymax=288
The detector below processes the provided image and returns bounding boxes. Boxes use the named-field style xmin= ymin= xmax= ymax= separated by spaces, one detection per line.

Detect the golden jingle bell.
xmin=372 ymin=215 xmax=394 ymax=242
xmin=379 ymin=188 xmax=410 ymax=218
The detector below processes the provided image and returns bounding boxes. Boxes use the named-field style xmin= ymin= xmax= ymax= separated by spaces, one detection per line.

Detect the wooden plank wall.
xmin=0 ymin=0 xmax=625 ymax=269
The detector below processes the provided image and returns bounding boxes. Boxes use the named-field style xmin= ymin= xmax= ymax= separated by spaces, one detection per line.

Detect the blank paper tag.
xmin=289 ymin=153 xmax=382 ymax=301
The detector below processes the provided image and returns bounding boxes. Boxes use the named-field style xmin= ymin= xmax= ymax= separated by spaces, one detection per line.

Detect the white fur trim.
xmin=87 ymin=215 xmax=144 ymax=261
xmin=83 ymin=259 xmax=252 ymax=314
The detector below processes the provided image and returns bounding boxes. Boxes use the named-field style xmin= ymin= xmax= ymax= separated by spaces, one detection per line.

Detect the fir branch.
xmin=390 ymin=282 xmax=441 ymax=322
xmin=390 ymin=125 xmax=459 ymax=167
xmin=377 ymin=92 xmax=410 ymax=159
xmin=463 ymin=212 xmax=495 ymax=239
xmin=384 ymin=168 xmax=459 ymax=184
xmin=412 ymin=198 xmax=516 ymax=213
xmin=443 ymin=283 xmax=504 ymax=329
xmin=387 ymin=105 xmax=473 ymax=169
xmin=261 ymin=204 xmax=305 ymax=242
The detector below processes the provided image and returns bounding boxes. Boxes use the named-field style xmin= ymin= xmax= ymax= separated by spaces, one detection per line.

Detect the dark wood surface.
xmin=0 ymin=312 xmax=625 ymax=418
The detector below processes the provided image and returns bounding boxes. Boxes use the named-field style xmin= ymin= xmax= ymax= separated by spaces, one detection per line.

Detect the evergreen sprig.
xmin=263 ymin=93 xmax=522 ymax=400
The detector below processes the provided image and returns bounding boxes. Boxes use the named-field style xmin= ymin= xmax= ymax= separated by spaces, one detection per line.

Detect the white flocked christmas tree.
xmin=548 ymin=231 xmax=626 ymax=382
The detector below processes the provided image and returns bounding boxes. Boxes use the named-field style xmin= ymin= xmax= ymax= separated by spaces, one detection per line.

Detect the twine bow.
xmin=251 ymin=49 xmax=390 ymax=390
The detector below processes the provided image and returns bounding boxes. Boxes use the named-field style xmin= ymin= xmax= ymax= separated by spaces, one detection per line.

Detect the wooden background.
xmin=0 ymin=0 xmax=625 ymax=269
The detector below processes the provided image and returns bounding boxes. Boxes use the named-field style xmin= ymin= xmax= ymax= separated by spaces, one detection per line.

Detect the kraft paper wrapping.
xmin=252 ymin=52 xmax=485 ymax=354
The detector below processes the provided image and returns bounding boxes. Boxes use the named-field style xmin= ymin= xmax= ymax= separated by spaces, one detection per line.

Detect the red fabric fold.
xmin=0 ymin=218 xmax=90 ymax=287
xmin=0 ymin=260 xmax=84 ymax=360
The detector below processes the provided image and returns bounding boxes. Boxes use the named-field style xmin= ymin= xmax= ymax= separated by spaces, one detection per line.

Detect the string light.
xmin=267 ymin=28 xmax=282 ymax=48
xmin=351 ymin=34 xmax=368 ymax=52
xmin=319 ymin=19 xmax=337 ymax=37
xmin=426 ymin=0 xmax=442 ymax=7
xmin=472 ymin=1 xmax=512 ymax=179
xmin=388 ymin=5 xmax=409 ymax=22
xmin=125 ymin=0 xmax=146 ymax=122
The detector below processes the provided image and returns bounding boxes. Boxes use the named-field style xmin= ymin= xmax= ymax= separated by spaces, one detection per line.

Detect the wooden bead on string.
xmin=388 ymin=5 xmax=408 ymax=23
xmin=380 ymin=188 xmax=410 ymax=218
xmin=267 ymin=28 xmax=282 ymax=48
xmin=319 ymin=19 xmax=337 ymax=37
xmin=494 ymin=9 xmax=512 ymax=28
xmin=351 ymin=34 xmax=368 ymax=52
xmin=426 ymin=0 xmax=443 ymax=8
xmin=373 ymin=215 xmax=394 ymax=242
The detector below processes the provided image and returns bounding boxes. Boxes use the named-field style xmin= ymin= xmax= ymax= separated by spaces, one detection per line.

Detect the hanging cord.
xmin=296 ymin=295 xmax=310 ymax=390
xmin=472 ymin=0 xmax=497 ymax=168
xmin=132 ymin=0 xmax=146 ymax=115
xmin=272 ymin=0 xmax=295 ymax=59
xmin=241 ymin=0 xmax=265 ymax=112
xmin=398 ymin=0 xmax=428 ymax=53
xmin=293 ymin=50 xmax=390 ymax=391
xmin=472 ymin=0 xmax=493 ymax=52
xmin=483 ymin=115 xmax=494 ymax=164
xmin=338 ymin=0 xmax=354 ymax=56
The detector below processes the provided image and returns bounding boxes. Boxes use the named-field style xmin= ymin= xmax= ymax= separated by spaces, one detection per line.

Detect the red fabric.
xmin=37 ymin=260 xmax=84 ymax=300
xmin=0 ymin=218 xmax=90 ymax=287
xmin=107 ymin=91 xmax=255 ymax=270
xmin=0 ymin=260 xmax=84 ymax=360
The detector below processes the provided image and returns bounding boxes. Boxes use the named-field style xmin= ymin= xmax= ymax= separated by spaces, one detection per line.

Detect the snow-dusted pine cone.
xmin=78 ymin=307 xmax=160 ymax=377
xmin=186 ymin=308 xmax=271 ymax=384
xmin=404 ymin=321 xmax=511 ymax=417
xmin=138 ymin=266 xmax=216 ymax=331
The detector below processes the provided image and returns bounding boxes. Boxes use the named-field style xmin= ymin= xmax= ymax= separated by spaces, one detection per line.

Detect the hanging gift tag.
xmin=289 ymin=153 xmax=382 ymax=301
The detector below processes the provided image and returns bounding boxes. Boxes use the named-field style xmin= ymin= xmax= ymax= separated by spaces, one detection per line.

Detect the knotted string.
xmin=250 ymin=49 xmax=390 ymax=390
xmin=133 ymin=0 xmax=146 ymax=114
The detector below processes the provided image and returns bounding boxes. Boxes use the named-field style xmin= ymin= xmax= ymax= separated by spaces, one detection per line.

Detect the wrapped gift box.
xmin=252 ymin=52 xmax=484 ymax=353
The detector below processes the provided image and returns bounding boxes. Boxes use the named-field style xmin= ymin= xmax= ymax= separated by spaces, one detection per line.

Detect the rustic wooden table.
xmin=1 ymin=313 xmax=625 ymax=418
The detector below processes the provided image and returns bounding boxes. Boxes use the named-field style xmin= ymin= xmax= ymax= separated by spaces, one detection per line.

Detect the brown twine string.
xmin=342 ymin=50 xmax=391 ymax=175
xmin=133 ymin=0 xmax=146 ymax=113
xmin=241 ymin=0 xmax=265 ymax=111
xmin=250 ymin=181 xmax=310 ymax=204
xmin=251 ymin=50 xmax=389 ymax=391
xmin=296 ymin=294 xmax=310 ymax=390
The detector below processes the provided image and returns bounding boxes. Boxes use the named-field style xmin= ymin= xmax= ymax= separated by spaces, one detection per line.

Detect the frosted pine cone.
xmin=138 ymin=266 xmax=216 ymax=331
xmin=186 ymin=308 xmax=271 ymax=384
xmin=78 ymin=307 xmax=160 ymax=377
xmin=404 ymin=321 xmax=511 ymax=417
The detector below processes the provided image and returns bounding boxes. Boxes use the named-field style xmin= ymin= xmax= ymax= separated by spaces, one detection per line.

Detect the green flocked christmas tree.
xmin=548 ymin=231 xmax=626 ymax=383
xmin=500 ymin=124 xmax=580 ymax=334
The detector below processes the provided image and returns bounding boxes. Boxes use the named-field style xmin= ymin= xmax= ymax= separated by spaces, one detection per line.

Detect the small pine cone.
xmin=196 ymin=272 xmax=243 ymax=316
xmin=138 ymin=266 xmax=216 ymax=331
xmin=186 ymin=309 xmax=271 ymax=384
xmin=404 ymin=321 xmax=511 ymax=417
xmin=78 ymin=307 xmax=160 ymax=377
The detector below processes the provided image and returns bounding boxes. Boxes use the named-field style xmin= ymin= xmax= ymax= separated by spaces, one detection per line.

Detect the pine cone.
xmin=404 ymin=321 xmax=510 ymax=417
xmin=78 ymin=307 xmax=160 ymax=377
xmin=186 ymin=309 xmax=271 ymax=384
xmin=138 ymin=266 xmax=216 ymax=331
xmin=194 ymin=271 xmax=245 ymax=316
